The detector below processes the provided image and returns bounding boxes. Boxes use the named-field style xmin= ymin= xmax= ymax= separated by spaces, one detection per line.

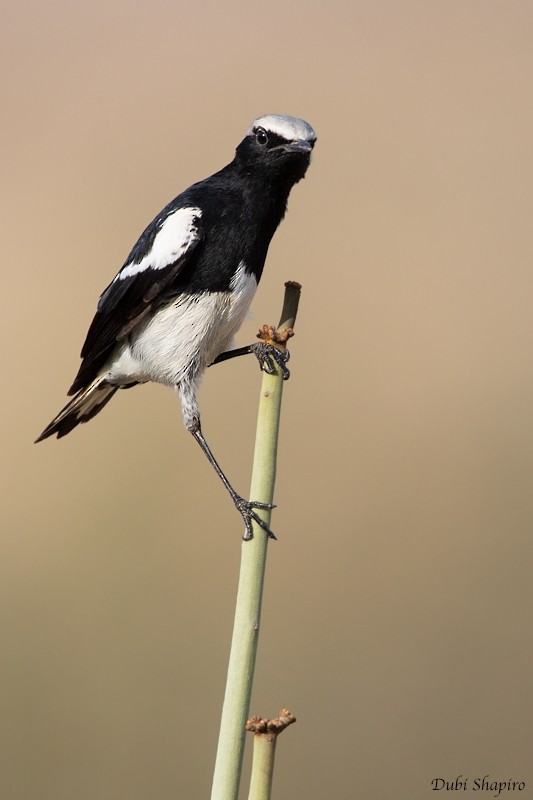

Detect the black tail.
xmin=36 ymin=377 xmax=118 ymax=442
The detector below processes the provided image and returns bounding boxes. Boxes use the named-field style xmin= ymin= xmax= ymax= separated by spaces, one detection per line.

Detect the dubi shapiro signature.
xmin=431 ymin=776 xmax=525 ymax=798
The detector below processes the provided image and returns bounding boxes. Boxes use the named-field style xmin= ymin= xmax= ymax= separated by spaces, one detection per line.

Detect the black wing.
xmin=69 ymin=204 xmax=203 ymax=395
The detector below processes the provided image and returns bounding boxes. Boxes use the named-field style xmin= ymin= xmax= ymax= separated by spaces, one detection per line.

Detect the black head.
xmin=235 ymin=114 xmax=317 ymax=186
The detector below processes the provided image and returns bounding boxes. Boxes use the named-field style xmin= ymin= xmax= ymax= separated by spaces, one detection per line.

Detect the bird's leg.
xmin=211 ymin=324 xmax=293 ymax=381
xmin=211 ymin=343 xmax=290 ymax=379
xmin=211 ymin=343 xmax=257 ymax=364
xmin=190 ymin=421 xmax=276 ymax=541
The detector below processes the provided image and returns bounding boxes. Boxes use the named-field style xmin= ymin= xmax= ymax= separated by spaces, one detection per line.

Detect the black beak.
xmin=284 ymin=139 xmax=314 ymax=154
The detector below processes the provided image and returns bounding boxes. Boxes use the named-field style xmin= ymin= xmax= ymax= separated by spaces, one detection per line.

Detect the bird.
xmin=36 ymin=113 xmax=317 ymax=540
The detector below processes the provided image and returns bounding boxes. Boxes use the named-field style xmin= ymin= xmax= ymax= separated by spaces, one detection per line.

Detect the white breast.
xmin=106 ymin=262 xmax=257 ymax=388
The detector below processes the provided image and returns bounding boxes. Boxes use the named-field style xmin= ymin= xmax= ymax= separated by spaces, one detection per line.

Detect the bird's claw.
xmin=233 ymin=495 xmax=277 ymax=541
xmin=250 ymin=342 xmax=291 ymax=381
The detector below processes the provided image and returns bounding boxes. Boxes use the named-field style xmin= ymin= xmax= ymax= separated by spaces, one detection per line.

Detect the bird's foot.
xmin=233 ymin=494 xmax=277 ymax=541
xmin=251 ymin=324 xmax=294 ymax=380
xmin=250 ymin=341 xmax=290 ymax=379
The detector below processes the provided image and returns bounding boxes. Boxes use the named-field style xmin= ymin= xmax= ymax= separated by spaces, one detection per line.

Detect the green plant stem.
xmin=210 ymin=283 xmax=301 ymax=800
xmin=247 ymin=734 xmax=277 ymax=800
xmin=245 ymin=711 xmax=296 ymax=800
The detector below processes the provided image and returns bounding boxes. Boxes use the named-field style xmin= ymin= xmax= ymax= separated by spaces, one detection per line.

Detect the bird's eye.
xmin=255 ymin=128 xmax=268 ymax=146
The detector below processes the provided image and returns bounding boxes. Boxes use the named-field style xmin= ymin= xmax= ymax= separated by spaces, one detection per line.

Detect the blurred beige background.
xmin=2 ymin=0 xmax=532 ymax=797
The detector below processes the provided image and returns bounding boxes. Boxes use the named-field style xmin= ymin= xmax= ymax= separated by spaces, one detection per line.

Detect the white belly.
xmin=106 ymin=263 xmax=258 ymax=388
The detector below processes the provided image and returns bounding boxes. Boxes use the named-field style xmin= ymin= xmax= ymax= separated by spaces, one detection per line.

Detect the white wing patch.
xmin=118 ymin=206 xmax=202 ymax=280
